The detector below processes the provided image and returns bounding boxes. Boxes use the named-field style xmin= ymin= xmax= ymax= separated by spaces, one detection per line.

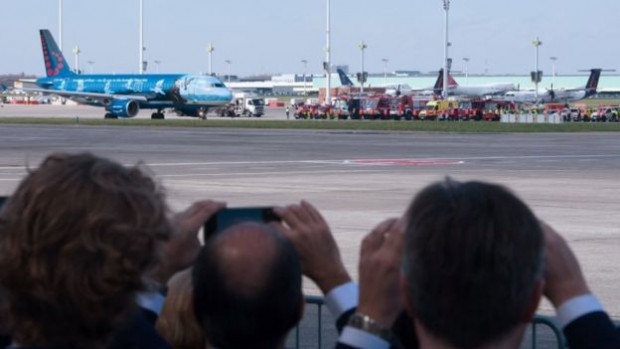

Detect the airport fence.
xmin=289 ymin=296 xmax=566 ymax=349
xmin=501 ymin=114 xmax=563 ymax=124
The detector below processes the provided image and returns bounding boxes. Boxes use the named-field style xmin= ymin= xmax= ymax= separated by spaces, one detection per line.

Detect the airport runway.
xmin=0 ymin=122 xmax=619 ymax=321
xmin=0 ymin=103 xmax=289 ymax=120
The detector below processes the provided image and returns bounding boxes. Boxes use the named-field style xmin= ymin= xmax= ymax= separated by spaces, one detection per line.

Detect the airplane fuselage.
xmin=449 ymin=83 xmax=516 ymax=97
xmin=36 ymin=74 xmax=233 ymax=110
xmin=504 ymin=89 xmax=587 ymax=103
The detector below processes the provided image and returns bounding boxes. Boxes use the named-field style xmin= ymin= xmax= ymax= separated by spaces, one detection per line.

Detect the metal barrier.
xmin=293 ymin=295 xmax=327 ymax=349
xmin=530 ymin=315 xmax=566 ymax=349
xmin=294 ymin=296 xmax=566 ymax=349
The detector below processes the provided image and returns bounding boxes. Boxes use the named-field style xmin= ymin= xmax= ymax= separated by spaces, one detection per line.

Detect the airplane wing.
xmin=22 ymin=88 xmax=149 ymax=102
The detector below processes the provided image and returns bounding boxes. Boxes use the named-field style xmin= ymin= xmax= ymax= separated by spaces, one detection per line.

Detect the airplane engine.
xmin=107 ymin=99 xmax=140 ymax=118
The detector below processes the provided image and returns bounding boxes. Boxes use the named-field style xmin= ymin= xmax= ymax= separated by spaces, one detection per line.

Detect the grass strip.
xmin=1 ymin=117 xmax=620 ymax=132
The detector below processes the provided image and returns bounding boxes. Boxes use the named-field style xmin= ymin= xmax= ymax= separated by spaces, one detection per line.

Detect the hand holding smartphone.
xmin=203 ymin=207 xmax=281 ymax=241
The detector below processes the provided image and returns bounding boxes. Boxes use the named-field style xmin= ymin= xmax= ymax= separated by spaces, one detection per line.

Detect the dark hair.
xmin=0 ymin=153 xmax=171 ymax=348
xmin=403 ymin=179 xmax=543 ymax=348
xmin=193 ymin=223 xmax=302 ymax=349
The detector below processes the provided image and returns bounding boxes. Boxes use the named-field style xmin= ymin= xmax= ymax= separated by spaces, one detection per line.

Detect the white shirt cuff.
xmin=324 ymin=281 xmax=359 ymax=320
xmin=556 ymin=294 xmax=604 ymax=328
xmin=136 ymin=291 xmax=166 ymax=316
xmin=339 ymin=326 xmax=390 ymax=349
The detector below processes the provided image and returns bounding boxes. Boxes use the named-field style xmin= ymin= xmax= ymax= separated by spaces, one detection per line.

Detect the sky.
xmin=1 ymin=0 xmax=619 ymax=77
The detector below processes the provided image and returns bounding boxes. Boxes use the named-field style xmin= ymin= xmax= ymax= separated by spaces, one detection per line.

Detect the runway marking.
xmin=347 ymin=159 xmax=464 ymax=166
xmin=0 ymin=167 xmax=29 ymax=170
xmin=159 ymin=169 xmax=390 ymax=178
xmin=143 ymin=154 xmax=620 ymax=167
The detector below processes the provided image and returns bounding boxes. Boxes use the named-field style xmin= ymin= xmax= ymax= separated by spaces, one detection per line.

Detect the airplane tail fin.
xmin=584 ymin=69 xmax=601 ymax=97
xmin=40 ymin=29 xmax=75 ymax=78
xmin=448 ymin=72 xmax=458 ymax=87
xmin=337 ymin=68 xmax=354 ymax=87
xmin=433 ymin=69 xmax=444 ymax=95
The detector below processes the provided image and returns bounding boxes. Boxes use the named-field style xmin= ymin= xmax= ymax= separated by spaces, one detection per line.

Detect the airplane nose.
xmin=222 ymin=89 xmax=233 ymax=102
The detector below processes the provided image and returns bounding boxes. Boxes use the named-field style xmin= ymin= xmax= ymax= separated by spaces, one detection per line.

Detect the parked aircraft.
xmin=336 ymin=68 xmax=414 ymax=96
xmin=24 ymin=30 xmax=232 ymax=119
xmin=503 ymin=69 xmax=602 ymax=103
xmin=433 ymin=69 xmax=516 ymax=97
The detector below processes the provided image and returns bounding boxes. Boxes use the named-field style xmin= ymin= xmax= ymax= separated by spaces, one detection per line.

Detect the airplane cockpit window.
xmin=212 ymin=82 xmax=226 ymax=88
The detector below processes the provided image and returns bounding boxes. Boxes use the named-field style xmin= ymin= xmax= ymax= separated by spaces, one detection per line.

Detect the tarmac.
xmin=0 ymin=103 xmax=288 ymax=120
xmin=0 ymin=105 xmax=619 ymax=347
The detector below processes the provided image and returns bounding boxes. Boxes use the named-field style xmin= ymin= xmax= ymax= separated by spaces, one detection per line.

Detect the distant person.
xmin=286 ymin=106 xmax=290 ymax=119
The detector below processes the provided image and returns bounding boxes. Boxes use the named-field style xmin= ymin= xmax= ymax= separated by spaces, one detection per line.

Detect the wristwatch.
xmin=347 ymin=312 xmax=396 ymax=343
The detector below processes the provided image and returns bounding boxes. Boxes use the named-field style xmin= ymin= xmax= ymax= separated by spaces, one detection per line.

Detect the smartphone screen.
xmin=203 ymin=207 xmax=280 ymax=240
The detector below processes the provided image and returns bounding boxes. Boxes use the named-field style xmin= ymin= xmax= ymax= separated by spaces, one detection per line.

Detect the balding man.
xmin=192 ymin=222 xmax=303 ymax=349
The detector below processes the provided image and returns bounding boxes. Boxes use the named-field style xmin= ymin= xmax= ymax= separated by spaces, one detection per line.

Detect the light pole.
xmin=225 ymin=60 xmax=232 ymax=84
xmin=533 ymin=37 xmax=542 ymax=102
xmin=382 ymin=58 xmax=389 ymax=84
xmin=358 ymin=41 xmax=367 ymax=93
xmin=325 ymin=0 xmax=331 ymax=105
xmin=58 ymin=0 xmax=63 ymax=52
xmin=550 ymin=56 xmax=557 ymax=87
xmin=87 ymin=60 xmax=95 ymax=74
xmin=154 ymin=60 xmax=161 ymax=73
xmin=206 ymin=43 xmax=215 ymax=75
xmin=139 ymin=0 xmax=144 ymax=74
xmin=442 ymin=0 xmax=451 ymax=100
xmin=72 ymin=46 xmax=81 ymax=74
xmin=462 ymin=57 xmax=470 ymax=85
xmin=301 ymin=59 xmax=308 ymax=96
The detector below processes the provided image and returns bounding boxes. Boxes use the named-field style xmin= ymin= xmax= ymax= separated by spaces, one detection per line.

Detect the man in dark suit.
xmin=337 ymin=180 xmax=546 ymax=348
xmin=334 ymin=180 xmax=620 ymax=349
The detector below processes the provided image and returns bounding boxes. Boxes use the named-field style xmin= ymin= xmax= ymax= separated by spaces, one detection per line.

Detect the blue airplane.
xmin=27 ymin=30 xmax=232 ymax=119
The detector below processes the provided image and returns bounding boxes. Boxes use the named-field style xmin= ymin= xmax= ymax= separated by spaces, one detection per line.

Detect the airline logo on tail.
xmin=448 ymin=73 xmax=458 ymax=87
xmin=585 ymin=69 xmax=602 ymax=96
xmin=433 ymin=69 xmax=458 ymax=95
xmin=40 ymin=30 xmax=74 ymax=77
xmin=336 ymin=68 xmax=355 ymax=87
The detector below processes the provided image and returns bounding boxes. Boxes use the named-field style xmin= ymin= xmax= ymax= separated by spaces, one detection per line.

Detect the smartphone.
xmin=203 ymin=207 xmax=280 ymax=240
xmin=0 ymin=196 xmax=7 ymax=210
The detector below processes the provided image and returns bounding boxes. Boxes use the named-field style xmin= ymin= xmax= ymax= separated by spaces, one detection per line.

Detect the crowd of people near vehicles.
xmin=0 ymin=152 xmax=619 ymax=349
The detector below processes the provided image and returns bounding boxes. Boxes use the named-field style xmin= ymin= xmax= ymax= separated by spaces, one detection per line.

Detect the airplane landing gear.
xmin=198 ymin=107 xmax=208 ymax=120
xmin=151 ymin=112 xmax=165 ymax=120
xmin=104 ymin=113 xmax=118 ymax=119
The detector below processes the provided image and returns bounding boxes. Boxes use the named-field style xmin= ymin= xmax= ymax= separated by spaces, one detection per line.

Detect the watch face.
xmin=348 ymin=313 xmax=394 ymax=342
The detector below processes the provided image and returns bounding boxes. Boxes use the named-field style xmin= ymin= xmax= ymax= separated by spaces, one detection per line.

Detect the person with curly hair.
xmin=0 ymin=153 xmax=222 ymax=349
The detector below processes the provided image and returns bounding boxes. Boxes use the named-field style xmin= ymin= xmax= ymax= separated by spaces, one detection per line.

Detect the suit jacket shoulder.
xmin=563 ymin=311 xmax=620 ymax=349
